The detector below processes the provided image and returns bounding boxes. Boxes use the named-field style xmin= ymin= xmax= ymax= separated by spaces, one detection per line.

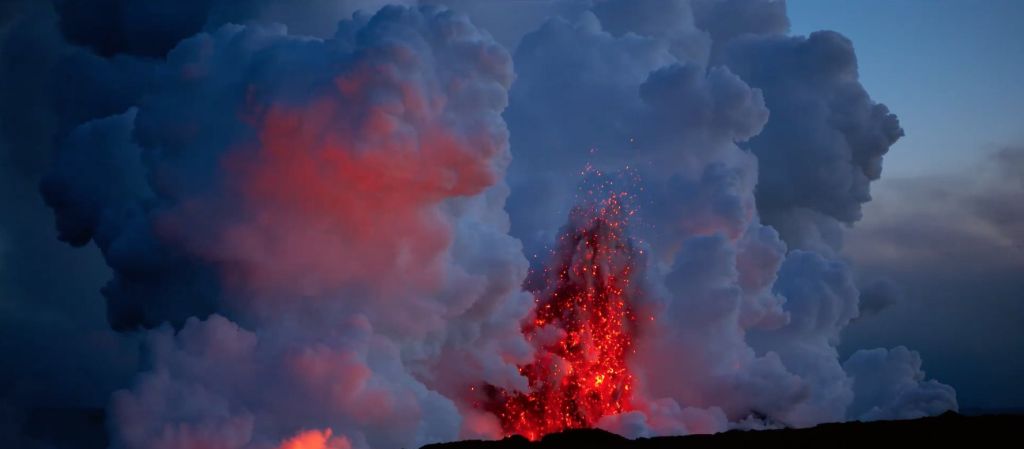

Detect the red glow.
xmin=211 ymin=69 xmax=501 ymax=299
xmin=483 ymin=194 xmax=640 ymax=440
xmin=276 ymin=428 xmax=351 ymax=449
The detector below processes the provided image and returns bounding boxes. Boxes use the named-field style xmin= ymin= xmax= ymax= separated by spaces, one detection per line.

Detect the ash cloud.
xmin=0 ymin=0 xmax=961 ymax=447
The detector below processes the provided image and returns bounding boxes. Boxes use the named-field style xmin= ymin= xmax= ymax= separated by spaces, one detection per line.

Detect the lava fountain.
xmin=483 ymin=193 xmax=642 ymax=440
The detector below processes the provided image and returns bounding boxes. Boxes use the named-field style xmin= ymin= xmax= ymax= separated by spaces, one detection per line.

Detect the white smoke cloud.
xmin=45 ymin=6 xmax=535 ymax=448
xmin=844 ymin=346 xmax=958 ymax=421
xmin=1 ymin=0 xmax=959 ymax=447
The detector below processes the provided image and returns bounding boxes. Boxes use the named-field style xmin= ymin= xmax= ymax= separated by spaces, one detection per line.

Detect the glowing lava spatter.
xmin=484 ymin=194 xmax=641 ymax=440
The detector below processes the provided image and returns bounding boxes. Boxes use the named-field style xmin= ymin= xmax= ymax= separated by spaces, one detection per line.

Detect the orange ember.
xmin=484 ymin=195 xmax=640 ymax=440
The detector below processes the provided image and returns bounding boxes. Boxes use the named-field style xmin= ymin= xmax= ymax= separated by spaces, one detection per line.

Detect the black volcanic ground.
xmin=15 ymin=409 xmax=1023 ymax=448
xmin=422 ymin=412 xmax=1024 ymax=449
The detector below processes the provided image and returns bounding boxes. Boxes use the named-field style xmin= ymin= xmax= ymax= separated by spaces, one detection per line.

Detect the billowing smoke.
xmin=503 ymin=0 xmax=953 ymax=434
xmin=1 ymin=0 xmax=957 ymax=448
xmin=42 ymin=5 xmax=534 ymax=448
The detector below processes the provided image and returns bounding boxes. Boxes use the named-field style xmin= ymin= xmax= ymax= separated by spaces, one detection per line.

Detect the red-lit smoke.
xmin=483 ymin=194 xmax=641 ymax=440
xmin=276 ymin=429 xmax=352 ymax=449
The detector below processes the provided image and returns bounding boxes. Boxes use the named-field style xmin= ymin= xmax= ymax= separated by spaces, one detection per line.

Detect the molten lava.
xmin=484 ymin=195 xmax=640 ymax=440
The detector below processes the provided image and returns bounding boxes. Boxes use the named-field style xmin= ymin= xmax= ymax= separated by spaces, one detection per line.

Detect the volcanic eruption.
xmin=483 ymin=192 xmax=642 ymax=440
xmin=1 ymin=1 xmax=965 ymax=448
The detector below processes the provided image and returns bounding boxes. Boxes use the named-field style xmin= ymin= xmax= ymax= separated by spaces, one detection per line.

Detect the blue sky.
xmin=789 ymin=0 xmax=1024 ymax=178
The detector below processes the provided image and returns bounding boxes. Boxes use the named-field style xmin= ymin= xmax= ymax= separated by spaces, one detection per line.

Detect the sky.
xmin=790 ymin=0 xmax=1024 ymax=411
xmin=0 ymin=1 xmax=1022 ymax=448
xmin=789 ymin=0 xmax=1024 ymax=178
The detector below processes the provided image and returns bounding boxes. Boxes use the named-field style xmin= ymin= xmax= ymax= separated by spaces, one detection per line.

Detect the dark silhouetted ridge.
xmin=422 ymin=412 xmax=1024 ymax=449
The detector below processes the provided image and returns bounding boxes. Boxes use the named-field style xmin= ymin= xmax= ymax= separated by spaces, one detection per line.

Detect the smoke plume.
xmin=0 ymin=1 xmax=957 ymax=448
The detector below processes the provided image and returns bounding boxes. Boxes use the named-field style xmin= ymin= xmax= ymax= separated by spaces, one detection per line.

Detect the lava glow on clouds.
xmin=483 ymin=193 xmax=641 ymax=440
xmin=0 ymin=1 xmax=959 ymax=448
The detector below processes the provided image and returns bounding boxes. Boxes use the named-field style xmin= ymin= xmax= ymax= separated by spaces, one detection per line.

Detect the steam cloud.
xmin=1 ymin=1 xmax=956 ymax=448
